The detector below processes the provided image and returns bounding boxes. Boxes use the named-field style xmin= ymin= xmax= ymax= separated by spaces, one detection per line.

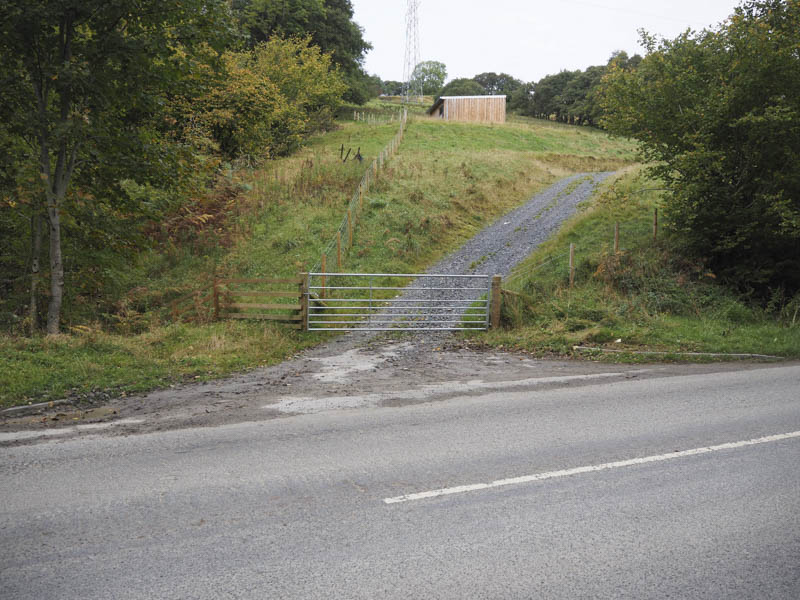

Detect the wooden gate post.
xmin=490 ymin=275 xmax=502 ymax=329
xmin=299 ymin=272 xmax=309 ymax=331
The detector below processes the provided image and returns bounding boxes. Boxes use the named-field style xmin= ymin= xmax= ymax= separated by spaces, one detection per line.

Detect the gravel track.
xmin=361 ymin=171 xmax=613 ymax=329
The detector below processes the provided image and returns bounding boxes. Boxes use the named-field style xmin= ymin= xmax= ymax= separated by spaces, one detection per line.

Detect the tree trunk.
xmin=46 ymin=203 xmax=63 ymax=335
xmin=28 ymin=206 xmax=43 ymax=333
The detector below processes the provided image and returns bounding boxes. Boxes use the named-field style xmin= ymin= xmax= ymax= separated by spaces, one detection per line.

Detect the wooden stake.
xmin=336 ymin=231 xmax=342 ymax=270
xmin=614 ymin=222 xmax=620 ymax=253
xmin=299 ymin=272 xmax=309 ymax=331
xmin=359 ymin=186 xmax=363 ymax=211
xmin=347 ymin=208 xmax=353 ymax=247
xmin=490 ymin=275 xmax=502 ymax=328
xmin=569 ymin=243 xmax=575 ymax=288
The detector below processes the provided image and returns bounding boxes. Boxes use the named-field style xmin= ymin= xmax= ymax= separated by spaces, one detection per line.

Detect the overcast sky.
xmin=350 ymin=0 xmax=742 ymax=83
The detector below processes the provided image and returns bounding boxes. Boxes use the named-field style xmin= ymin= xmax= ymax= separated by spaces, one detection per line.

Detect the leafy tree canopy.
xmin=601 ymin=0 xmax=800 ymax=296
xmin=472 ymin=72 xmax=523 ymax=97
xmin=438 ymin=78 xmax=486 ymax=98
xmin=233 ymin=0 xmax=373 ymax=103
xmin=411 ymin=61 xmax=448 ymax=96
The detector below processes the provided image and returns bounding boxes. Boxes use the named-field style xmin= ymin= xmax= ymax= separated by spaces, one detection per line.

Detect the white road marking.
xmin=383 ymin=430 xmax=800 ymax=504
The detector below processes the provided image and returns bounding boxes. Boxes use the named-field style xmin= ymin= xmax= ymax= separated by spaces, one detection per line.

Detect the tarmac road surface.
xmin=2 ymin=363 xmax=799 ymax=599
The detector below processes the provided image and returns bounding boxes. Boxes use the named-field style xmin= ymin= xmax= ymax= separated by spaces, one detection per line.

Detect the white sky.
xmin=350 ymin=0 xmax=742 ymax=83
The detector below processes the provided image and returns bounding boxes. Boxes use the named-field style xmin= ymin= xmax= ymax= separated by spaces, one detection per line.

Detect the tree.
xmin=234 ymin=0 xmax=373 ymax=103
xmin=381 ymin=80 xmax=405 ymax=96
xmin=509 ymin=82 xmax=535 ymax=114
xmin=411 ymin=61 xmax=448 ymax=96
xmin=601 ymin=0 xmax=800 ymax=295
xmin=200 ymin=37 xmax=346 ymax=159
xmin=437 ymin=78 xmax=486 ymax=98
xmin=472 ymin=72 xmax=522 ymax=97
xmin=0 ymin=0 xmax=230 ymax=333
xmin=531 ymin=70 xmax=580 ymax=121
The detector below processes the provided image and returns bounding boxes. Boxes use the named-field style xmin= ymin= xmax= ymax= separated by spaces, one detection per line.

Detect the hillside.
xmin=1 ymin=113 xmax=637 ymax=406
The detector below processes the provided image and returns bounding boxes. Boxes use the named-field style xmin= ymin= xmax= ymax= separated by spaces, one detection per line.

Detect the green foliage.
xmin=438 ymin=78 xmax=486 ymax=98
xmin=381 ymin=80 xmax=405 ymax=96
xmin=472 ymin=72 xmax=523 ymax=97
xmin=600 ymin=0 xmax=800 ymax=297
xmin=199 ymin=37 xmax=346 ymax=159
xmin=510 ymin=51 xmax=641 ymax=126
xmin=233 ymin=0 xmax=373 ymax=104
xmin=411 ymin=61 xmax=448 ymax=96
xmin=0 ymin=0 xmax=233 ymax=331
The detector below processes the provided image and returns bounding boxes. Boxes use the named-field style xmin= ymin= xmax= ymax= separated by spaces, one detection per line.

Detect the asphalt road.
xmin=2 ymin=364 xmax=799 ymax=599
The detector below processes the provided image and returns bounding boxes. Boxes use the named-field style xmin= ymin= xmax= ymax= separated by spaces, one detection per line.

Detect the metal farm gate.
xmin=306 ymin=272 xmax=497 ymax=332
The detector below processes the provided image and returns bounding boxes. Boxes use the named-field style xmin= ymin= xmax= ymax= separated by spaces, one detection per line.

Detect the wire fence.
xmin=503 ymin=208 xmax=661 ymax=294
xmin=310 ymin=108 xmax=408 ymax=276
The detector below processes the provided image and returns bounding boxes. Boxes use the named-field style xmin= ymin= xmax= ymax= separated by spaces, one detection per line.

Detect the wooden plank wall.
xmin=443 ymin=96 xmax=506 ymax=123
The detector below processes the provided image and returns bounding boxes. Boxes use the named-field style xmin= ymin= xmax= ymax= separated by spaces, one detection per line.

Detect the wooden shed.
xmin=427 ymin=95 xmax=506 ymax=123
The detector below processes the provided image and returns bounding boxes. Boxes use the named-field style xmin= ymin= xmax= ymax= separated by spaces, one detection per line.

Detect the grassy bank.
xmin=2 ymin=116 xmax=637 ymax=407
xmin=477 ymin=167 xmax=800 ymax=360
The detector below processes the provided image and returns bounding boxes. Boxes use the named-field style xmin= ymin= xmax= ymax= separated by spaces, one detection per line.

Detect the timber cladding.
xmin=428 ymin=95 xmax=506 ymax=123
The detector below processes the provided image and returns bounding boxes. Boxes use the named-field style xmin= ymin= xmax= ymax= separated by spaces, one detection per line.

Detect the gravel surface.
xmin=325 ymin=171 xmax=613 ymax=330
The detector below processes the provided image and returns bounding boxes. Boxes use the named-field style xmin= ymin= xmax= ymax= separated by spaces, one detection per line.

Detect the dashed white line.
xmin=383 ymin=430 xmax=800 ymax=504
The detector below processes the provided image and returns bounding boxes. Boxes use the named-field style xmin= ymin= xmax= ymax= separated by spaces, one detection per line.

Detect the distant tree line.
xmin=508 ymin=52 xmax=641 ymax=126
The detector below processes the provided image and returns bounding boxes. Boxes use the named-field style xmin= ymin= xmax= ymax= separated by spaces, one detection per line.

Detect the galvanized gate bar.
xmin=306 ymin=272 xmax=492 ymax=332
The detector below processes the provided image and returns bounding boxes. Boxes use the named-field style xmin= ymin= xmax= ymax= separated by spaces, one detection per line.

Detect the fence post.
xmin=359 ymin=185 xmax=364 ymax=211
xmin=299 ymin=272 xmax=309 ymax=331
xmin=321 ymin=253 xmax=326 ymax=299
xmin=490 ymin=275 xmax=502 ymax=329
xmin=653 ymin=207 xmax=658 ymax=241
xmin=569 ymin=243 xmax=575 ymax=288
xmin=337 ymin=230 xmax=342 ymax=270
xmin=212 ymin=276 xmax=220 ymax=321
xmin=614 ymin=222 xmax=620 ymax=253
xmin=348 ymin=208 xmax=353 ymax=247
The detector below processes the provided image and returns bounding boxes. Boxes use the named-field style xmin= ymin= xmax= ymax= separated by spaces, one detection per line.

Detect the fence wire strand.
xmin=311 ymin=110 xmax=408 ymax=275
